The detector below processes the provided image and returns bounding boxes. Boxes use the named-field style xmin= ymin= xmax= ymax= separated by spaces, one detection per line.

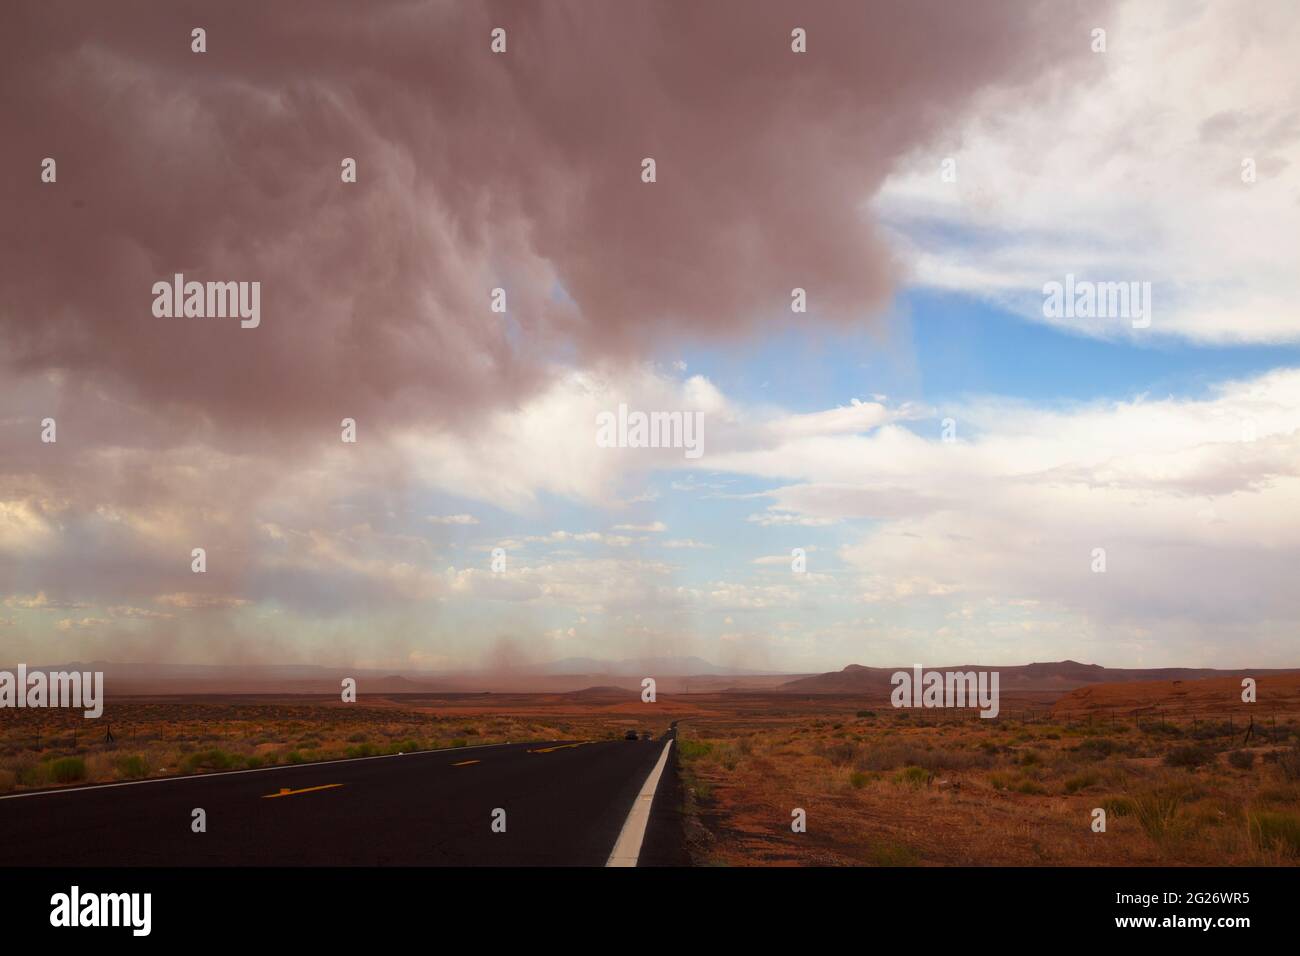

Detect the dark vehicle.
xmin=640 ymin=732 xmax=652 ymax=741
xmin=624 ymin=730 xmax=639 ymax=741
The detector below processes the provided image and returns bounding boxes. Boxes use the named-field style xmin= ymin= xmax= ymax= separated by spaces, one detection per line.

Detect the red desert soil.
xmin=1053 ymin=673 xmax=1300 ymax=717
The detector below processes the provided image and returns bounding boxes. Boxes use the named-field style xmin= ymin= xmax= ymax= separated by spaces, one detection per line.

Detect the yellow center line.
xmin=262 ymin=783 xmax=344 ymax=799
xmin=452 ymin=759 xmax=480 ymax=767
xmin=528 ymin=741 xmax=594 ymax=754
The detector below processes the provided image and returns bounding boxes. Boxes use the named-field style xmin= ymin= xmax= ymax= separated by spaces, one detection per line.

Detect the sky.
xmin=2 ymin=0 xmax=1299 ymax=672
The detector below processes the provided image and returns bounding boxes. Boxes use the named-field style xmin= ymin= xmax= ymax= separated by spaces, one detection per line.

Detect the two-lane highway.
xmin=0 ymin=731 xmax=682 ymax=866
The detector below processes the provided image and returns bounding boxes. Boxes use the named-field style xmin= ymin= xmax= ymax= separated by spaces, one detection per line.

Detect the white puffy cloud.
xmin=875 ymin=0 xmax=1300 ymax=343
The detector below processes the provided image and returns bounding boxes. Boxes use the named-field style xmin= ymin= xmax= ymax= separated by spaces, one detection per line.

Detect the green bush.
xmin=850 ymin=771 xmax=871 ymax=789
xmin=677 ymin=739 xmax=714 ymax=760
xmin=894 ymin=765 xmax=931 ymax=788
xmin=116 ymin=755 xmax=149 ymax=779
xmin=181 ymin=749 xmax=235 ymax=772
xmin=50 ymin=757 xmax=86 ymax=783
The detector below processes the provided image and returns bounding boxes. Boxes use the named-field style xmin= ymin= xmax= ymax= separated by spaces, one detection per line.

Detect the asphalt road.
xmin=0 ymin=729 xmax=686 ymax=866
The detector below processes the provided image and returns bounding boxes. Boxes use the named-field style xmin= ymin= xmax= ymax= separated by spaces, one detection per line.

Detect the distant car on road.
xmin=624 ymin=730 xmax=639 ymax=741
xmin=640 ymin=732 xmax=652 ymax=741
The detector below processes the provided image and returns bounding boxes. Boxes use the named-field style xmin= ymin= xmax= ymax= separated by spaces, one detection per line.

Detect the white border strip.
xmin=606 ymin=738 xmax=673 ymax=867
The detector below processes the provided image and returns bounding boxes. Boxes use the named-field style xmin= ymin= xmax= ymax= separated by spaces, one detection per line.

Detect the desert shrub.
xmin=818 ymin=740 xmax=860 ymax=767
xmin=1102 ymin=795 xmax=1136 ymax=817
xmin=450 ymin=738 xmax=468 ymax=749
xmin=1188 ymin=720 xmax=1233 ymax=740
xmin=869 ymin=842 xmax=919 ymax=866
xmin=1184 ymin=798 xmax=1233 ymax=830
xmin=1020 ymin=750 xmax=1042 ymax=766
xmin=857 ymin=743 xmax=990 ymax=773
xmin=677 ymin=739 xmax=713 ymax=760
xmin=1256 ymin=783 xmax=1300 ymax=806
xmin=1016 ymin=780 xmax=1047 ymax=795
xmin=1164 ymin=744 xmax=1215 ymax=769
xmin=1064 ymin=771 xmax=1101 ymax=794
xmin=116 ymin=755 xmax=149 ymax=779
xmin=1277 ymin=742 xmax=1300 ymax=782
xmin=50 ymin=757 xmax=86 ymax=783
xmin=1132 ymin=784 xmax=1190 ymax=844
xmin=243 ymin=756 xmax=264 ymax=770
xmin=1227 ymin=750 xmax=1255 ymax=770
xmin=850 ymin=771 xmax=871 ymax=789
xmin=1249 ymin=811 xmax=1300 ymax=857
xmin=988 ymin=772 xmax=1016 ymax=791
xmin=1146 ymin=721 xmax=1186 ymax=739
xmin=16 ymin=762 xmax=48 ymax=787
xmin=285 ymin=750 xmax=305 ymax=764
xmin=346 ymin=732 xmax=368 ymax=743
xmin=346 ymin=743 xmax=378 ymax=758
xmin=894 ymin=765 xmax=931 ymax=788
xmin=459 ymin=727 xmax=480 ymax=736
xmin=182 ymin=749 xmax=234 ymax=772
xmin=856 ymin=710 xmax=876 ymax=718
xmin=1072 ymin=738 xmax=1127 ymax=761
xmin=717 ymin=746 xmax=740 ymax=771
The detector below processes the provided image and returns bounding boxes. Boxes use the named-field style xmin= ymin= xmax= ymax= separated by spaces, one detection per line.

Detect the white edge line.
xmin=606 ymin=737 xmax=674 ymax=867
xmin=0 ymin=739 xmax=553 ymax=801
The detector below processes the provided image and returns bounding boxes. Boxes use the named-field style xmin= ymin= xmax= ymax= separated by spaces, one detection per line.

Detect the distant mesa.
xmin=778 ymin=660 xmax=1300 ymax=696
xmin=566 ymin=685 xmax=636 ymax=698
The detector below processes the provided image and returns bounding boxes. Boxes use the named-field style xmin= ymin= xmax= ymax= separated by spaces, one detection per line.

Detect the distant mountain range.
xmin=1 ymin=657 xmax=786 ymax=694
xmin=777 ymin=660 xmax=1300 ymax=695
xmin=9 ymin=658 xmax=1297 ymax=697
